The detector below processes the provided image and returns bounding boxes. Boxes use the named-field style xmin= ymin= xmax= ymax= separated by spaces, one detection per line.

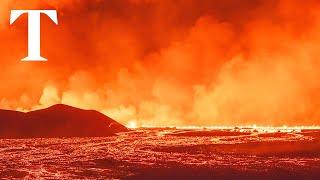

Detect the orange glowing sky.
xmin=1 ymin=0 xmax=320 ymax=127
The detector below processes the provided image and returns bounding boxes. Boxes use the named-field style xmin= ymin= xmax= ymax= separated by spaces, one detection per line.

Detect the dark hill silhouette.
xmin=0 ymin=104 xmax=128 ymax=138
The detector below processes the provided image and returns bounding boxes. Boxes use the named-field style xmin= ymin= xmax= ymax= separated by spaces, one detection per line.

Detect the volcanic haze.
xmin=1 ymin=0 xmax=320 ymax=127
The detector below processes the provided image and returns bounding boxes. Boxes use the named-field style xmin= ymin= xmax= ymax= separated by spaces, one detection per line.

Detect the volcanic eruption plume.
xmin=1 ymin=0 xmax=320 ymax=127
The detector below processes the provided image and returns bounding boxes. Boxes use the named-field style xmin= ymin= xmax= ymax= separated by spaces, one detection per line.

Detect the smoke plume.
xmin=1 ymin=0 xmax=320 ymax=126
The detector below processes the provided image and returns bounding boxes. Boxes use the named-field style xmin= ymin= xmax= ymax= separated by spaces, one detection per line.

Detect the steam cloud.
xmin=1 ymin=0 xmax=320 ymax=126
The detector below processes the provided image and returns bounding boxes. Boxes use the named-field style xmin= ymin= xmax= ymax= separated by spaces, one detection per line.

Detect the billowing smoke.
xmin=1 ymin=0 xmax=320 ymax=126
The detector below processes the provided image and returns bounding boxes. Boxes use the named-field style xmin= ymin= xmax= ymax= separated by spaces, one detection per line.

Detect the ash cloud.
xmin=1 ymin=0 xmax=320 ymax=126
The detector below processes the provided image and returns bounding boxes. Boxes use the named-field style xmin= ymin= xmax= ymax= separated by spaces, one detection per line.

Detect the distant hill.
xmin=0 ymin=104 xmax=128 ymax=138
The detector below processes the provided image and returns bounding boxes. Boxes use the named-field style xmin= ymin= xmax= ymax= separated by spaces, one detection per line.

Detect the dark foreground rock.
xmin=0 ymin=104 xmax=128 ymax=138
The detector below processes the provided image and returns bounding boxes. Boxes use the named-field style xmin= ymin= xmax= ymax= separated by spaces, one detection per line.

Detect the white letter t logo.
xmin=10 ymin=10 xmax=58 ymax=61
